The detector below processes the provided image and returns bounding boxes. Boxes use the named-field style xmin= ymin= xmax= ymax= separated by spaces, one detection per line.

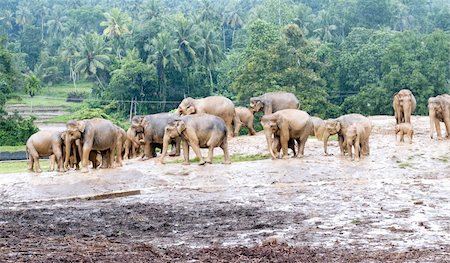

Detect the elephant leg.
xmin=109 ymin=148 xmax=116 ymax=169
xmin=400 ymin=132 xmax=404 ymax=142
xmin=169 ymin=140 xmax=180 ymax=156
xmin=338 ymin=135 xmax=345 ymax=156
xmin=191 ymin=143 xmax=205 ymax=165
xmin=273 ymin=136 xmax=281 ymax=158
xmin=142 ymin=141 xmax=151 ymax=160
xmin=182 ymin=140 xmax=190 ymax=165
xmin=226 ymin=120 xmax=234 ymax=138
xmin=53 ymin=146 xmax=64 ymax=172
xmin=234 ymin=121 xmax=242 ymax=137
xmin=280 ymin=138 xmax=289 ymax=159
xmin=206 ymin=146 xmax=214 ymax=164
xmin=221 ymin=138 xmax=231 ymax=164
xmin=435 ymin=121 xmax=442 ymax=139
xmin=81 ymin=143 xmax=93 ymax=173
xmin=34 ymin=156 xmax=42 ymax=173
xmin=298 ymin=138 xmax=306 ymax=157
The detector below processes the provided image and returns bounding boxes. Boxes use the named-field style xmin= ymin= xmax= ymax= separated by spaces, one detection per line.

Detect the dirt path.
xmin=1 ymin=116 xmax=450 ymax=262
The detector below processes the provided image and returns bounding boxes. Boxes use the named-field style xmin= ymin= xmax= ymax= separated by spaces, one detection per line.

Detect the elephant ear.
xmin=60 ymin=131 xmax=67 ymax=140
xmin=276 ymin=116 xmax=285 ymax=129
xmin=176 ymin=120 xmax=186 ymax=133
xmin=335 ymin=122 xmax=341 ymax=132
xmin=77 ymin=121 xmax=86 ymax=133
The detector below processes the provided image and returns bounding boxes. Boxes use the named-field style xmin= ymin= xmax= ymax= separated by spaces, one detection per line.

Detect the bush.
xmin=58 ymin=107 xmax=129 ymax=130
xmin=66 ymin=91 xmax=88 ymax=102
xmin=0 ymin=113 xmax=38 ymax=146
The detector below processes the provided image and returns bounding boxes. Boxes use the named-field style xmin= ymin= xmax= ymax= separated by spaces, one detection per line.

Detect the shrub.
xmin=0 ymin=113 xmax=38 ymax=146
xmin=66 ymin=91 xmax=88 ymax=102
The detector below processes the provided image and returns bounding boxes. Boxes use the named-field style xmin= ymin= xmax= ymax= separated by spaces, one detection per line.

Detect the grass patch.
xmin=398 ymin=162 xmax=413 ymax=169
xmin=0 ymin=160 xmax=50 ymax=174
xmin=351 ymin=219 xmax=362 ymax=225
xmin=435 ymin=155 xmax=450 ymax=163
xmin=6 ymin=81 xmax=93 ymax=108
xmin=167 ymin=153 xmax=269 ymax=164
xmin=0 ymin=145 xmax=26 ymax=152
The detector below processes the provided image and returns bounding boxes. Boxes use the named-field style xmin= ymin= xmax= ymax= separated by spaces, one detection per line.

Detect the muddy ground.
xmin=1 ymin=115 xmax=450 ymax=262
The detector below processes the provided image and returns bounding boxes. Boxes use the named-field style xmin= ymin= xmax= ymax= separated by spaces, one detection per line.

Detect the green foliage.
xmin=0 ymin=113 xmax=38 ymax=146
xmin=24 ymin=73 xmax=42 ymax=97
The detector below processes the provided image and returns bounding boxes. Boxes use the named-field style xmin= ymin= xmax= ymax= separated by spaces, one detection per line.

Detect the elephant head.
xmin=160 ymin=120 xmax=185 ymax=164
xmin=177 ymin=97 xmax=196 ymax=115
xmin=322 ymin=119 xmax=340 ymax=140
xmin=66 ymin=120 xmax=85 ymax=141
xmin=260 ymin=114 xmax=282 ymax=159
xmin=249 ymin=97 xmax=265 ymax=113
xmin=345 ymin=125 xmax=360 ymax=160
xmin=62 ymin=125 xmax=83 ymax=169
xmin=129 ymin=116 xmax=145 ymax=144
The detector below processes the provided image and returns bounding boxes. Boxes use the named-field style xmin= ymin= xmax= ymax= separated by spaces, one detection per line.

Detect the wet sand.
xmin=1 ymin=115 xmax=450 ymax=262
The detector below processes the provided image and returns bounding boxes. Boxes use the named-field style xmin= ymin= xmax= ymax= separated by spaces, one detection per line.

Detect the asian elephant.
xmin=345 ymin=124 xmax=367 ymax=161
xmin=233 ymin=106 xmax=256 ymax=136
xmin=395 ymin=123 xmax=414 ymax=143
xmin=123 ymin=127 xmax=144 ymax=159
xmin=322 ymin=114 xmax=372 ymax=156
xmin=249 ymin=92 xmax=299 ymax=115
xmin=26 ymin=130 xmax=65 ymax=173
xmin=272 ymin=138 xmax=297 ymax=158
xmin=177 ymin=96 xmax=238 ymax=137
xmin=160 ymin=114 xmax=231 ymax=165
xmin=428 ymin=94 xmax=450 ymax=139
xmin=65 ymin=118 xmax=118 ymax=173
xmin=393 ymin=89 xmax=416 ymax=124
xmin=310 ymin=117 xmax=326 ymax=141
xmin=114 ymin=126 xmax=127 ymax=167
xmin=260 ymin=109 xmax=313 ymax=159
xmin=131 ymin=113 xmax=180 ymax=160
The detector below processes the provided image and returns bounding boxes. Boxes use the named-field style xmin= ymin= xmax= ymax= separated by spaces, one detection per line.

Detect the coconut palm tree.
xmin=226 ymin=11 xmax=243 ymax=48
xmin=74 ymin=33 xmax=111 ymax=89
xmin=145 ymin=32 xmax=179 ymax=108
xmin=197 ymin=23 xmax=222 ymax=95
xmin=46 ymin=5 xmax=68 ymax=38
xmin=0 ymin=10 xmax=14 ymax=34
xmin=100 ymin=7 xmax=132 ymax=59
xmin=60 ymin=35 xmax=80 ymax=91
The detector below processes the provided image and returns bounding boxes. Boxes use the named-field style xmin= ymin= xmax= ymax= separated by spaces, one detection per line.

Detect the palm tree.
xmin=100 ymin=7 xmax=132 ymax=59
xmin=15 ymin=5 xmax=32 ymax=30
xmin=74 ymin=33 xmax=111 ymax=89
xmin=145 ymin=32 xmax=179 ymax=108
xmin=197 ymin=23 xmax=222 ymax=95
xmin=226 ymin=11 xmax=243 ymax=48
xmin=46 ymin=5 xmax=67 ymax=38
xmin=60 ymin=35 xmax=80 ymax=91
xmin=0 ymin=10 xmax=14 ymax=34
xmin=313 ymin=10 xmax=337 ymax=42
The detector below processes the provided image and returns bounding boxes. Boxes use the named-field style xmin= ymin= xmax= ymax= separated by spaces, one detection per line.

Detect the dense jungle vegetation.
xmin=1 ymin=0 xmax=450 ymax=122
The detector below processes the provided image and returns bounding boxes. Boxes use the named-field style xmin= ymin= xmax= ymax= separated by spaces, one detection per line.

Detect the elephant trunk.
xmin=322 ymin=131 xmax=330 ymax=155
xmin=160 ymin=134 xmax=171 ymax=164
xmin=429 ymin=110 xmax=435 ymax=139
xmin=130 ymin=128 xmax=141 ymax=146
xmin=64 ymin=135 xmax=71 ymax=169
xmin=403 ymin=103 xmax=412 ymax=123
xmin=264 ymin=128 xmax=277 ymax=159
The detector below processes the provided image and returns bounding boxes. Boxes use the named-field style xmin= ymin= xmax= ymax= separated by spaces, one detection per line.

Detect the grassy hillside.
xmin=6 ymin=81 xmax=93 ymax=108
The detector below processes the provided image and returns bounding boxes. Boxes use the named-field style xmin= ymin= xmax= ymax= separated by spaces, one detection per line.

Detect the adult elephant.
xmin=131 ymin=113 xmax=180 ymax=160
xmin=233 ymin=106 xmax=256 ymax=136
xmin=177 ymin=96 xmax=238 ymax=137
xmin=260 ymin=109 xmax=313 ymax=159
xmin=428 ymin=94 xmax=450 ymax=139
xmin=322 ymin=114 xmax=372 ymax=156
xmin=65 ymin=118 xmax=118 ymax=173
xmin=26 ymin=130 xmax=66 ymax=173
xmin=249 ymin=92 xmax=299 ymax=115
xmin=160 ymin=114 xmax=231 ymax=165
xmin=393 ymin=89 xmax=416 ymax=124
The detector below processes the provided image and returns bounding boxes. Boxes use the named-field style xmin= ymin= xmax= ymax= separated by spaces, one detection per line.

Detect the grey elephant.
xmin=261 ymin=109 xmax=313 ymax=159
xmin=233 ymin=106 xmax=257 ymax=136
xmin=113 ymin=125 xmax=127 ymax=167
xmin=26 ymin=130 xmax=65 ymax=173
xmin=310 ymin=116 xmax=326 ymax=140
xmin=428 ymin=94 xmax=450 ymax=139
xmin=345 ymin=124 xmax=366 ymax=161
xmin=322 ymin=114 xmax=372 ymax=156
xmin=177 ymin=96 xmax=238 ymax=137
xmin=131 ymin=113 xmax=180 ymax=160
xmin=160 ymin=114 xmax=231 ymax=165
xmin=123 ymin=127 xmax=144 ymax=159
xmin=395 ymin=123 xmax=414 ymax=143
xmin=65 ymin=118 xmax=119 ymax=173
xmin=393 ymin=89 xmax=416 ymax=124
xmin=249 ymin=92 xmax=299 ymax=115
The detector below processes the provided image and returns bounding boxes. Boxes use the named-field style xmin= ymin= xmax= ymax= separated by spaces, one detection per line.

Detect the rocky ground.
xmin=1 ymin=115 xmax=450 ymax=262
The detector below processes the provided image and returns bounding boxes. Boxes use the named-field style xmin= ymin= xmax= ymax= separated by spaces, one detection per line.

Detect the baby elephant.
xmin=160 ymin=114 xmax=231 ymax=165
xmin=345 ymin=124 xmax=365 ymax=161
xmin=395 ymin=123 xmax=414 ymax=143
xmin=233 ymin=106 xmax=256 ymax=136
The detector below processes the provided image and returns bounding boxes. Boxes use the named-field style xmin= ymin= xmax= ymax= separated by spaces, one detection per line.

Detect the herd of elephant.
xmin=25 ymin=89 xmax=449 ymax=173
